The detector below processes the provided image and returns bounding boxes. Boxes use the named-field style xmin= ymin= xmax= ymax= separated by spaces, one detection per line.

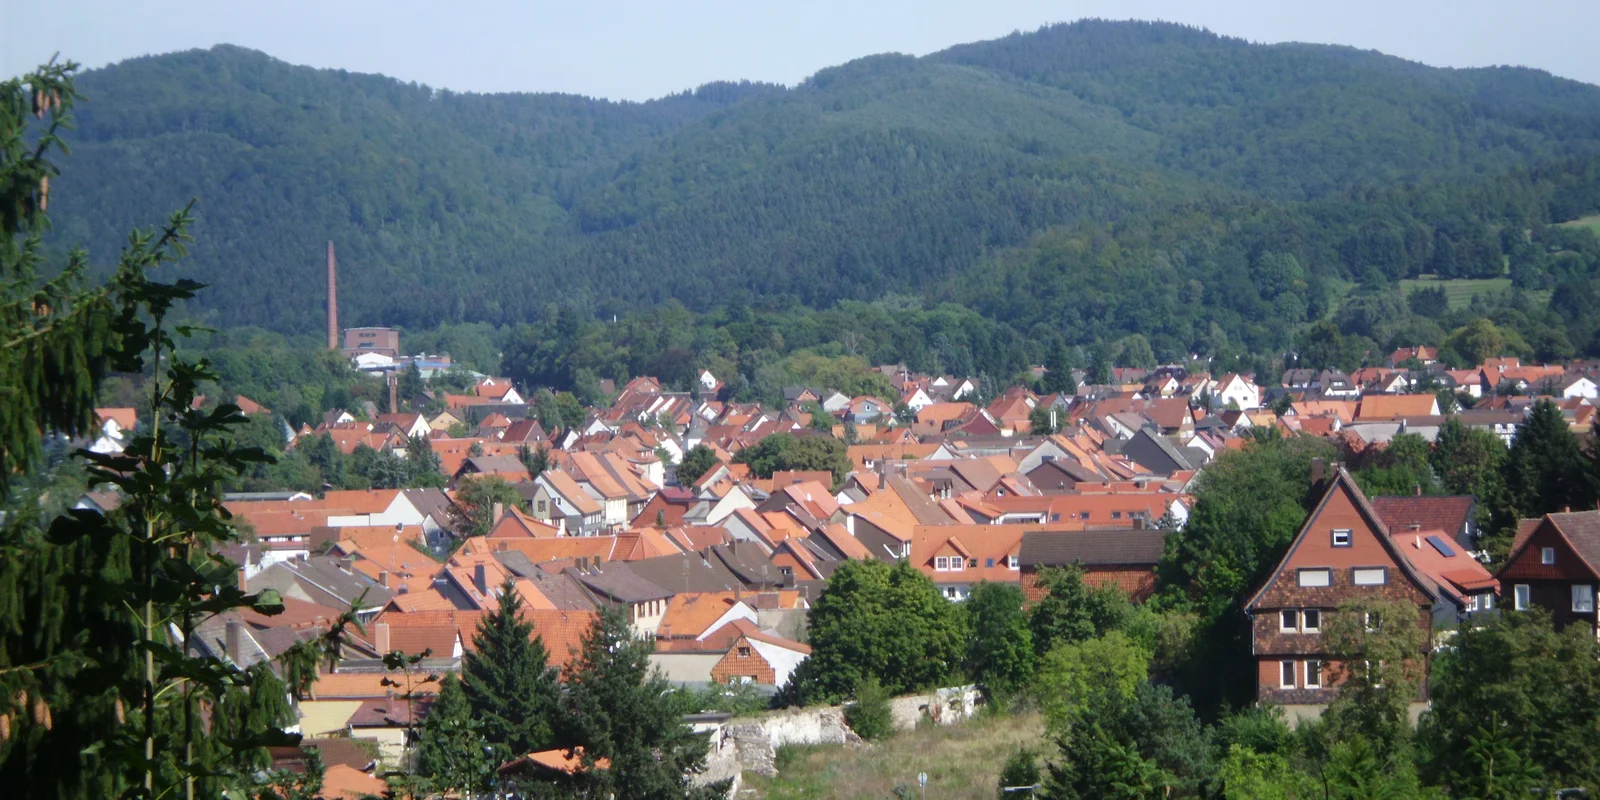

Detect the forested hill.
xmin=43 ymin=20 xmax=1600 ymax=335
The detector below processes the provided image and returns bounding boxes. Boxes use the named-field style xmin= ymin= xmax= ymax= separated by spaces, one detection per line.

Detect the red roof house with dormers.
xmin=1244 ymin=465 xmax=1437 ymax=722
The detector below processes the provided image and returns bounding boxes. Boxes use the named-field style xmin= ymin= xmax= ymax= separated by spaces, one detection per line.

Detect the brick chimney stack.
xmin=388 ymin=373 xmax=399 ymax=415
xmin=326 ymin=241 xmax=338 ymax=351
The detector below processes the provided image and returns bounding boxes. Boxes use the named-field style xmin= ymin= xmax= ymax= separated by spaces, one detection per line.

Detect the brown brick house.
xmin=705 ymin=618 xmax=811 ymax=686
xmin=1016 ymin=529 xmax=1168 ymax=602
xmin=1496 ymin=512 xmax=1600 ymax=637
xmin=1244 ymin=465 xmax=1439 ymax=722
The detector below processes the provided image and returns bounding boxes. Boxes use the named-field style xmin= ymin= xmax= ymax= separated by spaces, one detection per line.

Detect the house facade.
xmin=1496 ymin=512 xmax=1600 ymax=637
xmin=1244 ymin=466 xmax=1435 ymax=724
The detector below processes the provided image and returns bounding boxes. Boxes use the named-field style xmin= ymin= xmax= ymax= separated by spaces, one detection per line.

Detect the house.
xmin=1387 ymin=346 xmax=1438 ymax=367
xmin=1356 ymin=394 xmax=1440 ymax=421
xmin=375 ymin=413 xmax=431 ymax=440
xmin=1559 ymin=374 xmax=1600 ymax=401
xmin=901 ymin=387 xmax=935 ymax=412
xmin=1243 ymin=465 xmax=1437 ymax=724
xmin=1496 ymin=511 xmax=1600 ymax=638
xmin=1017 ymin=529 xmax=1168 ymax=602
xmin=91 ymin=407 xmax=139 ymax=454
xmin=426 ymin=410 xmax=462 ymax=434
xmin=527 ymin=470 xmax=605 ymax=536
xmin=707 ymin=618 xmax=811 ymax=686
xmin=1213 ymin=373 xmax=1261 ymax=410
xmin=910 ymin=525 xmax=1028 ymax=601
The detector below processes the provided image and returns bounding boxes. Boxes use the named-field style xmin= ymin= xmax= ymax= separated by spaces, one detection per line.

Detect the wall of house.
xmin=711 ymin=640 xmax=776 ymax=685
xmin=649 ymin=652 xmax=723 ymax=683
xmin=1497 ymin=523 xmax=1600 ymax=634
xmin=1020 ymin=566 xmax=1158 ymax=603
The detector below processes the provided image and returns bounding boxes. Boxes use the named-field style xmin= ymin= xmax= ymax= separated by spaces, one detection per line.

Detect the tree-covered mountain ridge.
xmin=45 ymin=19 xmax=1600 ymax=335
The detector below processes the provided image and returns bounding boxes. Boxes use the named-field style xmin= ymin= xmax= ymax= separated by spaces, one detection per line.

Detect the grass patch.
xmin=1399 ymin=277 xmax=1515 ymax=310
xmin=744 ymin=711 xmax=1047 ymax=799
xmin=1558 ymin=215 xmax=1600 ymax=234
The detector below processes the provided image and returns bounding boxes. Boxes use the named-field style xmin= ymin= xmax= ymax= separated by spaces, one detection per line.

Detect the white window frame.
xmin=1008 ymin=555 xmax=1019 ymax=570
xmin=1280 ymin=660 xmax=1297 ymax=689
xmin=1515 ymin=584 xmax=1530 ymax=611
xmin=935 ymin=556 xmax=948 ymax=571
xmin=1574 ymin=585 xmax=1595 ymax=614
xmin=1280 ymin=609 xmax=1299 ymax=632
xmin=1331 ymin=529 xmax=1352 ymax=547
xmin=1352 ymin=567 xmax=1387 ymax=586
xmin=1542 ymin=547 xmax=1556 ymax=565
xmin=1297 ymin=568 xmax=1332 ymax=587
xmin=952 ymin=557 xmax=964 ymax=572
xmin=1481 ymin=593 xmax=1494 ymax=611
xmin=1302 ymin=609 xmax=1321 ymax=632
xmin=1305 ymin=660 xmax=1322 ymax=688
xmin=1365 ymin=612 xmax=1382 ymax=632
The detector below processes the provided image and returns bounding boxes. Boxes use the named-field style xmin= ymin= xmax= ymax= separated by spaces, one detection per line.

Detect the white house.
xmin=698 ymin=370 xmax=720 ymax=393
xmin=1213 ymin=373 xmax=1261 ymax=410
xmin=901 ymin=387 xmax=935 ymax=412
xmin=1560 ymin=375 xmax=1599 ymax=401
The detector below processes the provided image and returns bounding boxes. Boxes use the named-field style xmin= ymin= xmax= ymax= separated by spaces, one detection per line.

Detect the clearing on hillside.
xmin=1558 ymin=215 xmax=1600 ymax=235
xmin=1399 ymin=277 xmax=1514 ymax=310
xmin=744 ymin=711 xmax=1047 ymax=799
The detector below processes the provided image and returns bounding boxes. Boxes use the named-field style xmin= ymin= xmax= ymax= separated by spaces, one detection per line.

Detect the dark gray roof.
xmin=402 ymin=488 xmax=457 ymax=524
xmin=250 ymin=556 xmax=393 ymax=610
xmin=493 ymin=553 xmax=597 ymax=611
xmin=570 ymin=563 xmax=675 ymax=604
xmin=1017 ymin=530 xmax=1169 ymax=568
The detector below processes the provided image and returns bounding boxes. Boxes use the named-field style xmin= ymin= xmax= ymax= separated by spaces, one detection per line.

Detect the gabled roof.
xmin=1369 ymin=495 xmax=1475 ymax=538
xmin=539 ymin=470 xmax=603 ymax=516
xmin=1502 ymin=511 xmax=1600 ymax=580
xmin=1244 ymin=467 xmax=1439 ymax=613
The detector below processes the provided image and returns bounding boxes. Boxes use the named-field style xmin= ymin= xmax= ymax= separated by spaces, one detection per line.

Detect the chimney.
xmin=474 ymin=563 xmax=488 ymax=595
xmin=326 ymin=241 xmax=338 ymax=351
xmin=225 ymin=620 xmax=245 ymax=665
xmin=377 ymin=570 xmax=389 ymax=588
xmin=374 ymin=622 xmax=390 ymax=654
xmin=236 ymin=565 xmax=248 ymax=593
xmin=388 ymin=374 xmax=399 ymax=415
xmin=492 ymin=502 xmax=505 ymax=525
xmin=1310 ymin=458 xmax=1326 ymax=487
xmin=1414 ymin=483 xmax=1422 ymax=497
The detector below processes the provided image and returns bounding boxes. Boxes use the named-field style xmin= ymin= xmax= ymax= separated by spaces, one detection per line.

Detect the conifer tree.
xmin=1505 ymin=399 xmax=1583 ymax=517
xmin=559 ymin=604 xmax=721 ymax=800
xmin=461 ymin=581 xmax=561 ymax=757
xmin=414 ymin=674 xmax=495 ymax=797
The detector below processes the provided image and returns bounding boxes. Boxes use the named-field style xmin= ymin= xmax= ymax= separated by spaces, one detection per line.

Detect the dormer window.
xmin=1008 ymin=555 xmax=1019 ymax=570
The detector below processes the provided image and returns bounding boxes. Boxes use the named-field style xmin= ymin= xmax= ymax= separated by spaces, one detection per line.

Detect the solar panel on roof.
xmin=1426 ymin=535 xmax=1457 ymax=557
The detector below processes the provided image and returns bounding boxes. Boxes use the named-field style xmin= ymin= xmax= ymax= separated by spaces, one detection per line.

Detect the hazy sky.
xmin=5 ymin=0 xmax=1597 ymax=100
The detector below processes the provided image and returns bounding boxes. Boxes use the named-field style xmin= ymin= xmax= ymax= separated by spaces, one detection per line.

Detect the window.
xmin=1365 ymin=612 xmax=1382 ymax=632
xmin=737 ymin=646 xmax=751 ymax=658
xmin=1112 ymin=511 xmax=1123 ymax=520
xmin=985 ymin=558 xmax=995 ymax=568
xmin=969 ymin=558 xmax=978 ymax=568
xmin=536 ymin=500 xmax=547 ymax=514
xmin=952 ymin=558 xmax=964 ymax=572
xmin=1575 ymin=585 xmax=1595 ymax=614
xmin=1297 ymin=568 xmax=1332 ymax=587
xmin=1353 ymin=567 xmax=1387 ymax=586
xmin=1050 ymin=513 xmax=1061 ymax=522
xmin=1008 ymin=555 xmax=1019 ymax=570
xmin=1305 ymin=660 xmax=1322 ymax=688
xmin=1481 ymin=593 xmax=1493 ymax=611
xmin=1515 ymin=584 xmax=1531 ymax=611
xmin=1303 ymin=609 xmax=1321 ymax=632
xmin=1280 ymin=610 xmax=1299 ymax=632
xmin=935 ymin=557 xmax=949 ymax=571
xmin=944 ymin=587 xmax=959 ymax=599
xmin=1082 ymin=512 xmax=1091 ymax=521
xmin=1332 ymin=529 xmax=1352 ymax=547
xmin=1280 ymin=660 xmax=1296 ymax=689
xmin=1542 ymin=547 xmax=1557 ymax=565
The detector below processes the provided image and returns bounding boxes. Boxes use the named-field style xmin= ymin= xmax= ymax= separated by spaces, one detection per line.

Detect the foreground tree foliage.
xmin=0 ymin=60 xmax=358 ymax=799
xmin=461 ymin=582 xmax=562 ymax=758
xmin=782 ymin=559 xmax=968 ymax=703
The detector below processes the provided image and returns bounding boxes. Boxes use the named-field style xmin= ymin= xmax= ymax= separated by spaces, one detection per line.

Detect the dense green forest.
xmin=44 ymin=19 xmax=1600 ymax=360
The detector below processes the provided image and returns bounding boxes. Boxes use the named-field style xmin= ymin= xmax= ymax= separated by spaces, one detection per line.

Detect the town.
xmin=76 ymin=314 xmax=1600 ymax=797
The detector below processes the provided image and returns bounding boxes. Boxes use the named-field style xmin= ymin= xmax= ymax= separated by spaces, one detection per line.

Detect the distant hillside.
xmin=40 ymin=20 xmax=1600 ymax=334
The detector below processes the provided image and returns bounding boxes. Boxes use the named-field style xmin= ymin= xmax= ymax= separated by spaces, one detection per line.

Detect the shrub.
xmin=845 ymin=676 xmax=894 ymax=741
xmin=997 ymin=747 xmax=1041 ymax=798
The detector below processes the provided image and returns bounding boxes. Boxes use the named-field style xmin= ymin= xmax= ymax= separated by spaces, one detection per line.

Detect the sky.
xmin=4 ymin=0 xmax=1598 ymax=101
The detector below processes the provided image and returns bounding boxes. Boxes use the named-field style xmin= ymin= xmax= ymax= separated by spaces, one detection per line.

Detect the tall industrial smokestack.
xmin=326 ymin=241 xmax=338 ymax=350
